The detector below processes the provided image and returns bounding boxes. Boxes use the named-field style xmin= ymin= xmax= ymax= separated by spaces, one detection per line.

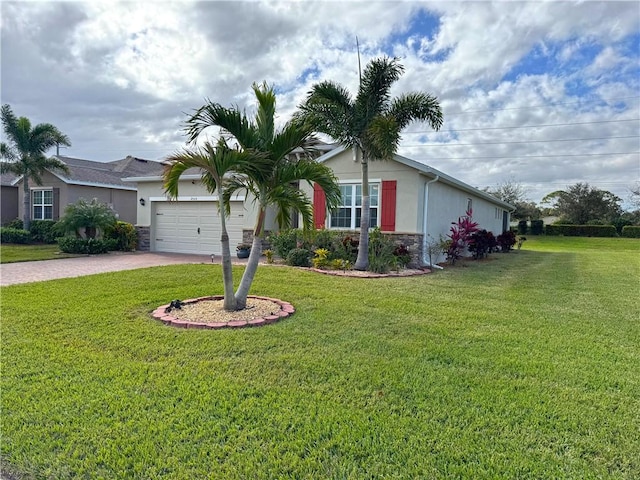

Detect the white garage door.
xmin=152 ymin=201 xmax=245 ymax=255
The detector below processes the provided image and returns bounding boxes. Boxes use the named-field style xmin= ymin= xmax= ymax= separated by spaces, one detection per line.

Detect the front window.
xmin=32 ymin=189 xmax=53 ymax=220
xmin=330 ymin=183 xmax=379 ymax=229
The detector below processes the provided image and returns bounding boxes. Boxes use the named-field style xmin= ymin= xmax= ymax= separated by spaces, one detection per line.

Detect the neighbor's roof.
xmin=316 ymin=146 xmax=515 ymax=210
xmin=10 ymin=155 xmax=165 ymax=190
xmin=0 ymin=172 xmax=19 ymax=187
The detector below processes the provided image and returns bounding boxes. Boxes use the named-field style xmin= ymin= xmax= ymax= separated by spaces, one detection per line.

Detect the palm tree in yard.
xmin=298 ymin=57 xmax=443 ymax=270
xmin=164 ymin=139 xmax=265 ymax=311
xmin=185 ymin=82 xmax=341 ymax=310
xmin=0 ymin=104 xmax=71 ymax=230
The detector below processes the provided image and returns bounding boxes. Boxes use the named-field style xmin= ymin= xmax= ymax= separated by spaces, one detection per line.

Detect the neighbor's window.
xmin=32 ymin=189 xmax=53 ymax=220
xmin=467 ymin=198 xmax=473 ymax=212
xmin=330 ymin=183 xmax=379 ymax=229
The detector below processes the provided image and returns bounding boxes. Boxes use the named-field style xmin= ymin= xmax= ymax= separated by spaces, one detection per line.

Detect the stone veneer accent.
xmin=136 ymin=226 xmax=151 ymax=251
xmin=242 ymin=229 xmax=273 ymax=251
xmin=151 ymin=295 xmax=295 ymax=329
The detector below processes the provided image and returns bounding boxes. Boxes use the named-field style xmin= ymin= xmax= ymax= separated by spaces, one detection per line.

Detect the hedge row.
xmin=544 ymin=224 xmax=618 ymax=237
xmin=0 ymin=228 xmax=31 ymax=244
xmin=621 ymin=226 xmax=640 ymax=238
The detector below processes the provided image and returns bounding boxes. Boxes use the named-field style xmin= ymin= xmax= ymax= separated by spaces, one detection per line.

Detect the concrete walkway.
xmin=0 ymin=252 xmax=250 ymax=286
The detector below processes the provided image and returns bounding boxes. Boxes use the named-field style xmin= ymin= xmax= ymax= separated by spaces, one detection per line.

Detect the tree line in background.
xmin=485 ymin=179 xmax=640 ymax=230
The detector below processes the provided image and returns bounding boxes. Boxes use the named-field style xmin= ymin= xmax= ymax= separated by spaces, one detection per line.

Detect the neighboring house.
xmin=1 ymin=172 xmax=19 ymax=225
xmin=9 ymin=155 xmax=164 ymax=225
xmin=126 ymin=145 xmax=513 ymax=266
xmin=302 ymin=146 xmax=514 ymax=266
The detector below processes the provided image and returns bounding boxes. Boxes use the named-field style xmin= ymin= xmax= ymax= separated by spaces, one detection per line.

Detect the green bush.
xmin=530 ymin=219 xmax=544 ymax=235
xmin=621 ymin=226 xmax=640 ymax=238
xmin=4 ymin=218 xmax=23 ymax=229
xmin=368 ymin=227 xmax=397 ymax=273
xmin=30 ymin=220 xmax=59 ymax=244
xmin=517 ymin=220 xmax=528 ymax=235
xmin=58 ymin=237 xmax=116 ymax=254
xmin=286 ymin=248 xmax=311 ymax=267
xmin=104 ymin=221 xmax=138 ymax=251
xmin=545 ymin=224 xmax=618 ymax=237
xmin=56 ymin=198 xmax=117 ymax=239
xmin=0 ymin=227 xmax=31 ymax=244
xmin=269 ymin=229 xmax=300 ymax=259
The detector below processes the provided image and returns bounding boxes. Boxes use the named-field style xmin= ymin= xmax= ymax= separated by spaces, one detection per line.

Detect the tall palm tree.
xmin=298 ymin=57 xmax=443 ymax=270
xmin=186 ymin=82 xmax=341 ymax=310
xmin=164 ymin=139 xmax=265 ymax=311
xmin=0 ymin=104 xmax=71 ymax=230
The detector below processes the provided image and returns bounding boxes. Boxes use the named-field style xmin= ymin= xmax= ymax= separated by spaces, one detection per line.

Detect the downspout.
xmin=422 ymin=175 xmax=443 ymax=269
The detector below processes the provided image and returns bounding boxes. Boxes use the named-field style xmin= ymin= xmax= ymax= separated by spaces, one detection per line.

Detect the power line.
xmin=418 ymin=152 xmax=639 ymax=161
xmin=402 ymin=135 xmax=640 ymax=148
xmin=406 ymin=118 xmax=640 ymax=134
xmin=443 ymin=95 xmax=640 ymax=116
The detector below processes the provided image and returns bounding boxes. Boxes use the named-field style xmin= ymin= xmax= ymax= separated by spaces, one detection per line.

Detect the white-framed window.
xmin=467 ymin=198 xmax=473 ymax=212
xmin=32 ymin=189 xmax=53 ymax=220
xmin=330 ymin=183 xmax=379 ymax=229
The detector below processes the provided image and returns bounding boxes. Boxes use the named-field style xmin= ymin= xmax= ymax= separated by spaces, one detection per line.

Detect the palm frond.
xmin=365 ymin=115 xmax=401 ymax=160
xmin=389 ymin=92 xmax=443 ymax=131
xmin=298 ymin=81 xmax=356 ymax=144
xmin=355 ymin=57 xmax=404 ymax=123
xmin=253 ymin=82 xmax=276 ymax=146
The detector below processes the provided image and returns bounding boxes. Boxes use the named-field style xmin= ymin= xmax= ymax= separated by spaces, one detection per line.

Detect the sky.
xmin=1 ymin=0 xmax=639 ymax=209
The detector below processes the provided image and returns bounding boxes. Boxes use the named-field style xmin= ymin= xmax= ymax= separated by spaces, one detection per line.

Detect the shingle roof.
xmin=0 ymin=172 xmax=19 ymax=187
xmin=49 ymin=155 xmax=166 ymax=189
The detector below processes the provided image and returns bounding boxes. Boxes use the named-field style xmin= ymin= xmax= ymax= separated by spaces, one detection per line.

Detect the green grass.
xmin=1 ymin=237 xmax=639 ymax=479
xmin=0 ymin=244 xmax=75 ymax=263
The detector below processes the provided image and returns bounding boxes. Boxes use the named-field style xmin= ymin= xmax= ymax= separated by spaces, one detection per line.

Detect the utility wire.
xmin=417 ymin=152 xmax=639 ymax=160
xmin=402 ymin=135 xmax=640 ymax=148
xmin=406 ymin=118 xmax=640 ymax=134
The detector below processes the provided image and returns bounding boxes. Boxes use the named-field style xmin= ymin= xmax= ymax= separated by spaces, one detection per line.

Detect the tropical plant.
xmin=185 ymin=82 xmax=341 ymax=309
xmin=0 ymin=104 xmax=71 ymax=230
xmin=298 ymin=56 xmax=443 ymax=270
xmin=163 ymin=139 xmax=262 ymax=311
xmin=55 ymin=198 xmax=117 ymax=239
xmin=445 ymin=209 xmax=479 ymax=264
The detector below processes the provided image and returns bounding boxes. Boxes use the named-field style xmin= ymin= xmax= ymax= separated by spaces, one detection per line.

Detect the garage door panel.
xmin=153 ymin=201 xmax=244 ymax=255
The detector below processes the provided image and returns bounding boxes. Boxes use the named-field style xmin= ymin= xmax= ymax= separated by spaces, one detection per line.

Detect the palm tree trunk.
xmin=234 ymin=207 xmax=265 ymax=310
xmin=354 ymin=150 xmax=370 ymax=270
xmin=22 ymin=176 xmax=31 ymax=231
xmin=218 ymin=208 xmax=237 ymax=311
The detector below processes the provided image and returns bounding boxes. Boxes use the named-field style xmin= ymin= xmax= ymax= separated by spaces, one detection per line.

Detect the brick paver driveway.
xmin=0 ymin=252 xmax=236 ymax=286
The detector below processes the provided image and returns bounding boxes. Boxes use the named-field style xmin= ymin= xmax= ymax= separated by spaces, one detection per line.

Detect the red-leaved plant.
xmin=445 ymin=209 xmax=479 ymax=264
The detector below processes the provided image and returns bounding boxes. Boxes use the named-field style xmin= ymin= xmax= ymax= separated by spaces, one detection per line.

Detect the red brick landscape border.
xmin=151 ymin=295 xmax=295 ymax=330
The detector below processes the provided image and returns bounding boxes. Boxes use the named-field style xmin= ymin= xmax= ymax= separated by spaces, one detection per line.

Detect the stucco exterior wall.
xmin=299 ymin=149 xmax=424 ymax=233
xmin=14 ymin=171 xmax=138 ymax=224
xmin=1 ymin=186 xmax=19 ymax=225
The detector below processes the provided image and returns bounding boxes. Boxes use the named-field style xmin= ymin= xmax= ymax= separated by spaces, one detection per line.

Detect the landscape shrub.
xmin=311 ymin=229 xmax=337 ymax=251
xmin=445 ymin=209 xmax=479 ymax=264
xmin=104 ymin=221 xmax=138 ymax=251
xmin=4 ymin=218 xmax=23 ymax=229
xmin=621 ymin=226 xmax=640 ymax=238
xmin=269 ymin=229 xmax=300 ymax=259
xmin=368 ymin=227 xmax=397 ymax=273
xmin=332 ymin=234 xmax=358 ymax=262
xmin=312 ymin=248 xmax=330 ymax=269
xmin=517 ymin=220 xmax=528 ymax=235
xmin=392 ymin=244 xmax=412 ymax=268
xmin=468 ymin=229 xmax=497 ymax=259
xmin=29 ymin=220 xmax=59 ymax=244
xmin=612 ymin=217 xmax=633 ymax=235
xmin=497 ymin=230 xmax=517 ymax=252
xmin=55 ymin=198 xmax=117 ymax=239
xmin=0 ymin=227 xmax=31 ymax=244
xmin=286 ymin=248 xmax=311 ymax=267
xmin=545 ymin=224 xmax=617 ymax=237
xmin=57 ymin=237 xmax=116 ymax=254
xmin=530 ymin=219 xmax=544 ymax=235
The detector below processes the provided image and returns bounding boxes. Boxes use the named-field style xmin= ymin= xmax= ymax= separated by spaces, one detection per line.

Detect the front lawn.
xmin=0 ymin=243 xmax=75 ymax=263
xmin=1 ymin=237 xmax=639 ymax=479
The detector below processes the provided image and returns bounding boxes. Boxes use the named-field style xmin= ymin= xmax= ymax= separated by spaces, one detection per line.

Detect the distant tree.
xmin=629 ymin=181 xmax=640 ymax=209
xmin=484 ymin=179 xmax=541 ymax=220
xmin=541 ymin=183 xmax=622 ymax=225
xmin=0 ymin=104 xmax=71 ymax=230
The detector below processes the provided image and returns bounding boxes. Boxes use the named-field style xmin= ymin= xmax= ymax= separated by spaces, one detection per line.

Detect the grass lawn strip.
xmin=0 ymin=244 xmax=76 ymax=263
xmin=1 ymin=237 xmax=639 ymax=478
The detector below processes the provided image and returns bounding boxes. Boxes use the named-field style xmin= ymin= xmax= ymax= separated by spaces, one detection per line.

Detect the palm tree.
xmin=298 ymin=57 xmax=443 ymax=270
xmin=163 ymin=139 xmax=266 ymax=311
xmin=186 ymin=82 xmax=341 ymax=310
xmin=0 ymin=104 xmax=71 ymax=230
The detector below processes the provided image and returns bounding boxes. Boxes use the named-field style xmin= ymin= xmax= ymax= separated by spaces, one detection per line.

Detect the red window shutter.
xmin=381 ymin=180 xmax=397 ymax=232
xmin=313 ymin=183 xmax=326 ymax=229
